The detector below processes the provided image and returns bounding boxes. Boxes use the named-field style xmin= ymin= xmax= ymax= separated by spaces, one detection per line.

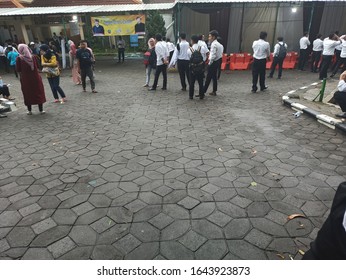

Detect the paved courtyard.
xmin=0 ymin=59 xmax=345 ymax=260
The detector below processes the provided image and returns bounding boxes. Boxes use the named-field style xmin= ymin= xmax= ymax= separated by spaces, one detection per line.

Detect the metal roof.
xmin=0 ymin=3 xmax=175 ymax=16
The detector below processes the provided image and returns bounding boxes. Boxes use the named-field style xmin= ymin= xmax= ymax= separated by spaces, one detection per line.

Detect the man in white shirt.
xmin=333 ymin=71 xmax=346 ymax=118
xmin=298 ymin=32 xmax=310 ymax=71
xmin=149 ymin=34 xmax=169 ymax=91
xmin=203 ymin=30 xmax=223 ymax=96
xmin=188 ymin=35 xmax=209 ymax=100
xmin=311 ymin=34 xmax=323 ymax=73
xmin=319 ymin=33 xmax=342 ymax=80
xmin=198 ymin=34 xmax=209 ymax=51
xmin=166 ymin=38 xmax=175 ymax=62
xmin=170 ymin=33 xmax=190 ymax=91
xmin=252 ymin=31 xmax=270 ymax=93
xmin=268 ymin=36 xmax=287 ymax=79
xmin=331 ymin=31 xmax=342 ymax=76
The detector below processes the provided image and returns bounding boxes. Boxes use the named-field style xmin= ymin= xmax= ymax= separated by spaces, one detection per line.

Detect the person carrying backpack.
xmin=188 ymin=35 xmax=209 ymax=100
xmin=76 ymin=40 xmax=97 ymax=93
xmin=269 ymin=37 xmax=287 ymax=79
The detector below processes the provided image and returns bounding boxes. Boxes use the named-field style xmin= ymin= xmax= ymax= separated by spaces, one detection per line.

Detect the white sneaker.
xmin=40 ymin=111 xmax=46 ymax=115
xmin=27 ymin=111 xmax=32 ymax=115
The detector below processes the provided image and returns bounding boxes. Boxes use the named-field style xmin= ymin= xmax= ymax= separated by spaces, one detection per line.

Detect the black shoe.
xmin=181 ymin=88 xmax=186 ymax=91
xmin=330 ymin=73 xmax=336 ymax=78
xmin=161 ymin=87 xmax=167 ymax=90
xmin=335 ymin=112 xmax=346 ymax=118
xmin=251 ymin=89 xmax=257 ymax=93
xmin=261 ymin=86 xmax=268 ymax=91
xmin=268 ymin=75 xmax=273 ymax=78
xmin=189 ymin=97 xmax=193 ymax=100
xmin=200 ymin=94 xmax=205 ymax=99
xmin=148 ymin=88 xmax=156 ymax=91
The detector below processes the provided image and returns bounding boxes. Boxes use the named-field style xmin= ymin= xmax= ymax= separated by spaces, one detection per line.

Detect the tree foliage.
xmin=146 ymin=10 xmax=166 ymax=40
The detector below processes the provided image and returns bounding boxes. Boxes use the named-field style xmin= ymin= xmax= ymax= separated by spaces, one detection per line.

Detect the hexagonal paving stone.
xmin=130 ymin=222 xmax=160 ymax=242
xmin=22 ymin=248 xmax=53 ymax=260
xmin=6 ymin=227 xmax=35 ymax=247
xmin=0 ymin=239 xmax=10 ymax=253
xmin=88 ymin=194 xmax=111 ymax=208
xmin=244 ymin=228 xmax=273 ymax=249
xmin=52 ymin=209 xmax=77 ymax=225
xmin=47 ymin=236 xmax=76 ymax=259
xmin=178 ymin=230 xmax=207 ymax=251
xmin=113 ymin=234 xmax=141 ymax=254
xmin=267 ymin=238 xmax=297 ymax=254
xmin=90 ymin=217 xmax=114 ymax=234
xmin=31 ymin=226 xmax=71 ymax=247
xmin=192 ymin=219 xmax=223 ymax=239
xmin=31 ymin=218 xmax=57 ymax=234
xmin=191 ymin=202 xmax=216 ymax=219
xmin=69 ymin=225 xmax=98 ymax=246
xmin=0 ymin=211 xmax=22 ymax=227
xmin=246 ymin=202 xmax=271 ymax=217
xmin=107 ymin=207 xmax=133 ymax=224
xmin=161 ymin=220 xmax=190 ymax=240
xmin=195 ymin=240 xmax=228 ymax=260
xmin=224 ymin=218 xmax=251 ymax=239
xmin=301 ymin=201 xmax=328 ymax=217
xmin=285 ymin=218 xmax=313 ymax=237
xmin=207 ymin=211 xmax=232 ymax=227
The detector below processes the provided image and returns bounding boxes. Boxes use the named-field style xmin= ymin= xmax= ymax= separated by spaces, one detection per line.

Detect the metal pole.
xmin=272 ymin=2 xmax=280 ymax=51
xmin=238 ymin=3 xmax=245 ymax=52
xmin=313 ymin=78 xmax=327 ymax=102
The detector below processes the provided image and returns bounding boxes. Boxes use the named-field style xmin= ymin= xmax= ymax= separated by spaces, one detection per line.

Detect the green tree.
xmin=146 ymin=10 xmax=166 ymax=40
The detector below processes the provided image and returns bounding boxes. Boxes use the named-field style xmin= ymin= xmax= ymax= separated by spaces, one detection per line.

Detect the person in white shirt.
xmin=187 ymin=35 xmax=209 ymax=100
xmin=268 ymin=36 xmax=287 ymax=79
xmin=311 ymin=34 xmax=323 ymax=73
xmin=198 ymin=34 xmax=209 ymax=51
xmin=170 ymin=33 xmax=190 ymax=91
xmin=333 ymin=71 xmax=346 ymax=118
xmin=149 ymin=34 xmax=169 ymax=91
xmin=203 ymin=30 xmax=223 ymax=96
xmin=331 ymin=31 xmax=342 ymax=76
xmin=298 ymin=32 xmax=310 ymax=71
xmin=252 ymin=31 xmax=270 ymax=93
xmin=319 ymin=33 xmax=342 ymax=80
xmin=0 ymin=44 xmax=9 ymax=73
xmin=166 ymin=38 xmax=175 ymax=62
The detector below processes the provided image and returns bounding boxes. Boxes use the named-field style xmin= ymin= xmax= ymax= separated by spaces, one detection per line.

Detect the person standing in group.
xmin=166 ymin=38 xmax=175 ymax=62
xmin=251 ymin=31 xmax=270 ymax=93
xmin=333 ymin=71 xmax=346 ymax=119
xmin=331 ymin=31 xmax=342 ymax=77
xmin=6 ymin=47 xmax=19 ymax=78
xmin=216 ymin=37 xmax=224 ymax=80
xmin=331 ymin=33 xmax=346 ymax=77
xmin=311 ymin=34 xmax=323 ymax=73
xmin=188 ymin=35 xmax=209 ymax=100
xmin=76 ymin=40 xmax=97 ymax=93
xmin=143 ymin=38 xmax=156 ymax=87
xmin=198 ymin=34 xmax=208 ymax=50
xmin=0 ymin=43 xmax=9 ymax=73
xmin=319 ymin=33 xmax=343 ymax=80
xmin=298 ymin=32 xmax=310 ymax=71
xmin=169 ymin=33 xmax=190 ymax=91
xmin=69 ymin=40 xmax=81 ymax=85
xmin=149 ymin=34 xmax=169 ymax=91
xmin=203 ymin=30 xmax=223 ymax=96
xmin=40 ymin=44 xmax=67 ymax=103
xmin=268 ymin=37 xmax=287 ymax=79
xmin=117 ymin=36 xmax=126 ymax=63
xmin=16 ymin=44 xmax=46 ymax=115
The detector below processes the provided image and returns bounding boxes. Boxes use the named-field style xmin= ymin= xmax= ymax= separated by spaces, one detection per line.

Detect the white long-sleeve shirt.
xmin=198 ymin=40 xmax=208 ymax=51
xmin=209 ymin=40 xmax=223 ymax=65
xmin=187 ymin=43 xmax=209 ymax=62
xmin=273 ymin=42 xmax=287 ymax=56
xmin=176 ymin=40 xmax=190 ymax=61
xmin=155 ymin=41 xmax=169 ymax=66
xmin=323 ymin=38 xmax=341 ymax=56
xmin=299 ymin=36 xmax=310 ymax=49
xmin=340 ymin=39 xmax=346 ymax=58
xmin=338 ymin=80 xmax=346 ymax=92
xmin=252 ymin=39 xmax=270 ymax=59
xmin=312 ymin=38 xmax=323 ymax=51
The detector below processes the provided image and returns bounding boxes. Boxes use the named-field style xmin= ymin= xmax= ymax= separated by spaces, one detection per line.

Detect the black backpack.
xmin=189 ymin=47 xmax=204 ymax=74
xmin=79 ymin=49 xmax=93 ymax=66
xmin=277 ymin=43 xmax=287 ymax=59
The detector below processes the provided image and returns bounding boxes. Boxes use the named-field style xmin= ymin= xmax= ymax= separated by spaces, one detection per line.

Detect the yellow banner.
xmin=91 ymin=15 xmax=146 ymax=36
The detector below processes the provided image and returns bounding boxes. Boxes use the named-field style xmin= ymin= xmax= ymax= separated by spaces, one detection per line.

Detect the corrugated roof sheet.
xmin=0 ymin=3 xmax=175 ymax=16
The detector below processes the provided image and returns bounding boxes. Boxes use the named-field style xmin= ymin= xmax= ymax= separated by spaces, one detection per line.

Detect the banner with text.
xmin=91 ymin=15 xmax=146 ymax=36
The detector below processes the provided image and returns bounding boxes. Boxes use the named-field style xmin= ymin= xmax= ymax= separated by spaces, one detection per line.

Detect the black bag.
xmin=277 ymin=43 xmax=287 ymax=59
xmin=149 ymin=48 xmax=157 ymax=69
xmin=79 ymin=49 xmax=93 ymax=66
xmin=189 ymin=47 xmax=204 ymax=74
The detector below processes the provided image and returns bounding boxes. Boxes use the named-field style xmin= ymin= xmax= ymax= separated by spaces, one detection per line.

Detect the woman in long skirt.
xmin=69 ymin=40 xmax=81 ymax=85
xmin=16 ymin=44 xmax=46 ymax=115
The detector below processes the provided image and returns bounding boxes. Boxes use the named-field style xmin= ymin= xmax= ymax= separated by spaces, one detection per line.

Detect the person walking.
xmin=188 ymin=35 xmax=208 ymax=100
xmin=6 ymin=47 xmax=19 ymax=78
xmin=311 ymin=34 xmax=323 ymax=73
xmin=69 ymin=40 xmax=81 ymax=85
xmin=169 ymin=33 xmax=190 ymax=91
xmin=117 ymin=36 xmax=125 ymax=63
xmin=203 ymin=30 xmax=223 ymax=96
xmin=268 ymin=37 xmax=287 ymax=79
xmin=251 ymin=31 xmax=270 ymax=93
xmin=40 ymin=44 xmax=67 ymax=103
xmin=149 ymin=34 xmax=169 ymax=91
xmin=76 ymin=40 xmax=97 ymax=93
xmin=319 ymin=33 xmax=342 ymax=80
xmin=143 ymin=38 xmax=156 ymax=87
xmin=16 ymin=44 xmax=46 ymax=115
xmin=298 ymin=32 xmax=310 ymax=71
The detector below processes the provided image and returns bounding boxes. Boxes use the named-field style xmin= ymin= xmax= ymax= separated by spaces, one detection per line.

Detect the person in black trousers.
xmin=251 ymin=31 xmax=270 ymax=93
xmin=176 ymin=33 xmax=190 ymax=91
xmin=319 ymin=33 xmax=342 ymax=80
xmin=298 ymin=32 xmax=310 ymax=71
xmin=311 ymin=34 xmax=323 ymax=73
xmin=268 ymin=37 xmax=287 ymax=79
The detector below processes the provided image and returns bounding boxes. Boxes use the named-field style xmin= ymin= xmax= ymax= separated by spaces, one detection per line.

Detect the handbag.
xmin=42 ymin=66 xmax=60 ymax=76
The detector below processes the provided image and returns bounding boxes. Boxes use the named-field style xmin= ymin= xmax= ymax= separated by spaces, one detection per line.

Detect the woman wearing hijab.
xmin=68 ymin=40 xmax=81 ymax=85
xmin=16 ymin=44 xmax=46 ymax=115
xmin=143 ymin=38 xmax=156 ymax=87
xmin=40 ymin=44 xmax=67 ymax=103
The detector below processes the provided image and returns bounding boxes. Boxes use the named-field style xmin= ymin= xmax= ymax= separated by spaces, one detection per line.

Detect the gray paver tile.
xmin=178 ymin=230 xmax=207 ymax=251
xmin=47 ymin=236 xmax=76 ymax=258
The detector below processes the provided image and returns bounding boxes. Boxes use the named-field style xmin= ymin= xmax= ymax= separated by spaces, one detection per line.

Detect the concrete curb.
xmin=282 ymin=83 xmax=346 ymax=134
